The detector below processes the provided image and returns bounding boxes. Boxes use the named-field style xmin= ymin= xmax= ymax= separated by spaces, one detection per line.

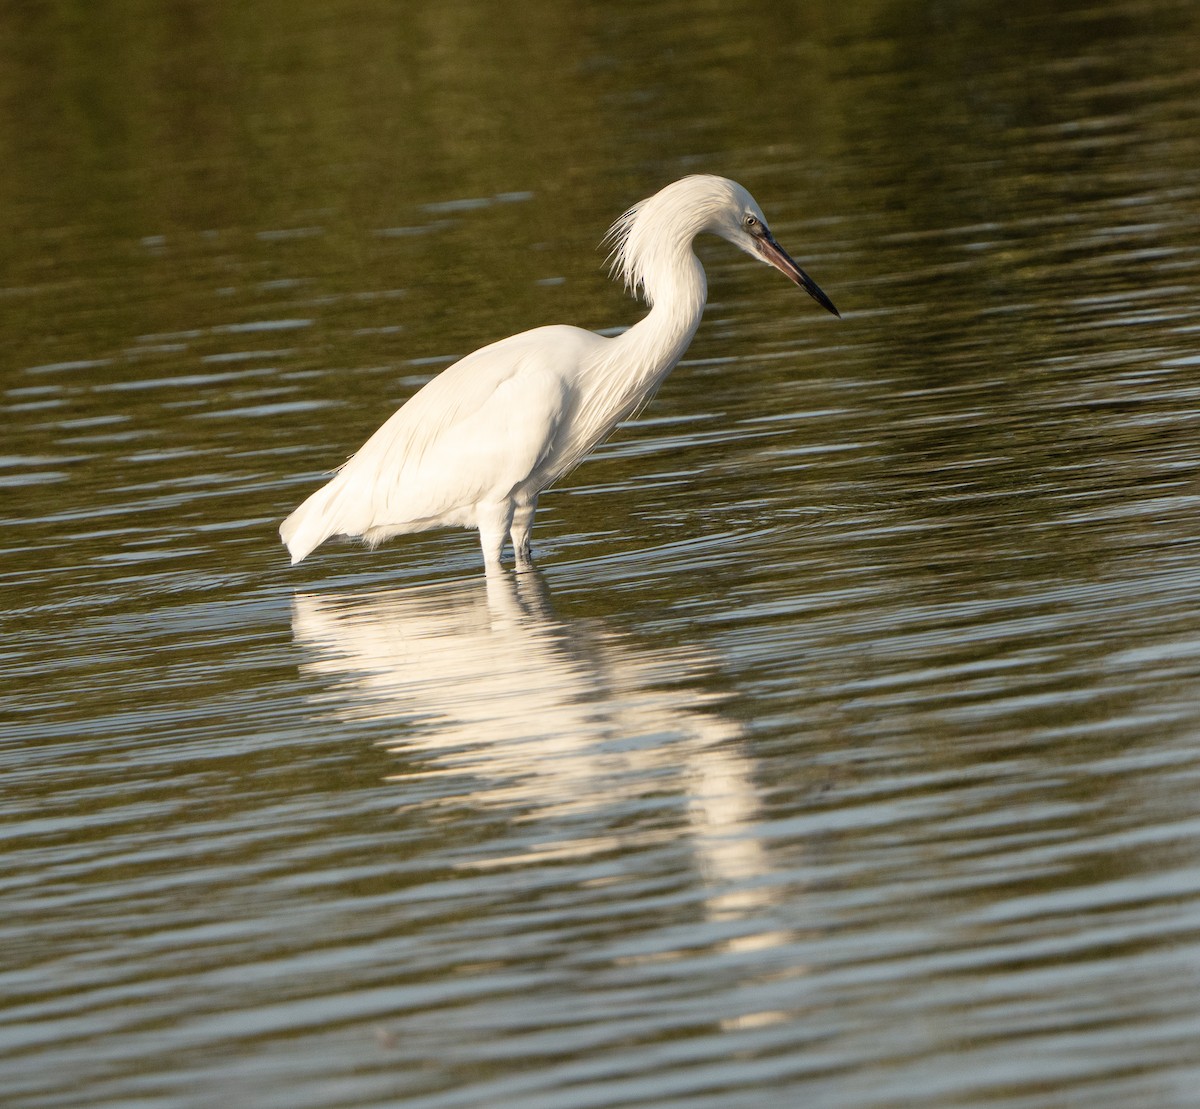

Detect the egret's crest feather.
xmin=603 ymin=198 xmax=649 ymax=303
xmin=603 ymin=175 xmax=752 ymax=307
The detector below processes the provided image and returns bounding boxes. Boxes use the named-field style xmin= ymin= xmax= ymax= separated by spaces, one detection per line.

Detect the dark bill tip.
xmin=759 ymin=233 xmax=841 ymax=318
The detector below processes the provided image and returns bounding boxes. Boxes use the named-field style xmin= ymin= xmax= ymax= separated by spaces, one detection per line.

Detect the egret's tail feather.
xmin=280 ymin=479 xmax=348 ymax=565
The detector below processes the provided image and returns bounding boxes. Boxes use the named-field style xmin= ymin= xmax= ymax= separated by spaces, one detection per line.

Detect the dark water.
xmin=5 ymin=1 xmax=1200 ymax=1105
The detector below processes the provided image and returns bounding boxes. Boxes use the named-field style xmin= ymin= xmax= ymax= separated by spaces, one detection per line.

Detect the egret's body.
xmin=281 ymin=175 xmax=839 ymax=572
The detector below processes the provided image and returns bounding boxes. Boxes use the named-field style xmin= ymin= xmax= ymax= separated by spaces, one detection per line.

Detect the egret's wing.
xmin=372 ymin=355 xmax=571 ymax=525
xmin=296 ymin=327 xmax=590 ymax=545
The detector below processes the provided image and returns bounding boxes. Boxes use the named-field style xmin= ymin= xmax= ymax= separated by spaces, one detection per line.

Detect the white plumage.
xmin=280 ymin=174 xmax=839 ymax=573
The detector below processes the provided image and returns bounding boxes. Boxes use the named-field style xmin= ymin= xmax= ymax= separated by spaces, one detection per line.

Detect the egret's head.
xmin=706 ymin=178 xmax=840 ymax=318
xmin=607 ymin=175 xmax=840 ymax=317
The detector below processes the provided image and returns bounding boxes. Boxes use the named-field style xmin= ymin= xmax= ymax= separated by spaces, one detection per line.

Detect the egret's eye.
xmin=744 ymin=214 xmax=762 ymax=233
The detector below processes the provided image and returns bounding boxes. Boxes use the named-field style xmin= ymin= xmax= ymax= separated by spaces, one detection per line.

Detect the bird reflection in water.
xmin=290 ymin=572 xmax=783 ymax=931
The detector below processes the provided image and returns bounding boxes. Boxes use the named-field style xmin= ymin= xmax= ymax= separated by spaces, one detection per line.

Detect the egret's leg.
xmin=477 ymin=501 xmax=514 ymax=573
xmin=510 ymin=499 xmax=538 ymax=571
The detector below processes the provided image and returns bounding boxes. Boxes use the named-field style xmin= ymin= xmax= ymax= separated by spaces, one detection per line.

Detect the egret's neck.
xmin=612 ymin=248 xmax=708 ymax=388
xmin=546 ymin=245 xmax=709 ymax=480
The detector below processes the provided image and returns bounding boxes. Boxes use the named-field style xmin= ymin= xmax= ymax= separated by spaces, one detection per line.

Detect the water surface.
xmin=4 ymin=1 xmax=1200 ymax=1106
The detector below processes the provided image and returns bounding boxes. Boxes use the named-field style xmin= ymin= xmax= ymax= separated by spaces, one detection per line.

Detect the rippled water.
xmin=5 ymin=1 xmax=1200 ymax=1105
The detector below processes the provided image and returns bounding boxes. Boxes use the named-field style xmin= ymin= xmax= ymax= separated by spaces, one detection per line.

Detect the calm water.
xmin=5 ymin=1 xmax=1200 ymax=1106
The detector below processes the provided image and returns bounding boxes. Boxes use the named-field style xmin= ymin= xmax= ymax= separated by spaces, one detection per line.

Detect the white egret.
xmin=280 ymin=174 xmax=839 ymax=572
